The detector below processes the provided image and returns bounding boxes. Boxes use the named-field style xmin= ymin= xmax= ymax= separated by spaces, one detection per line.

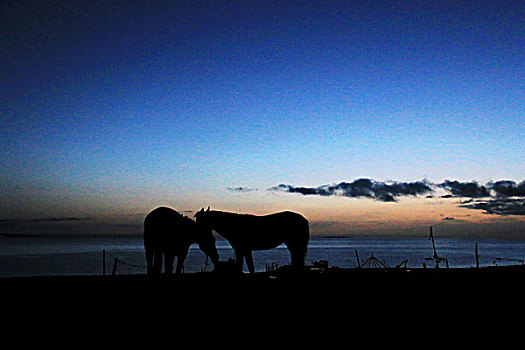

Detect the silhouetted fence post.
xmin=102 ymin=249 xmax=106 ymax=276
xmin=355 ymin=249 xmax=361 ymax=268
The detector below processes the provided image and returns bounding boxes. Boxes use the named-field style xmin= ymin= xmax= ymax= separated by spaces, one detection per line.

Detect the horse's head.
xmin=194 ymin=208 xmax=219 ymax=264
xmin=198 ymin=232 xmax=219 ymax=265
xmin=194 ymin=206 xmax=212 ymax=227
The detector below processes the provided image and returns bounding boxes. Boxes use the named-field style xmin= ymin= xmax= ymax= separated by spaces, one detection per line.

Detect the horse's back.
xmin=202 ymin=210 xmax=309 ymax=250
xmin=263 ymin=211 xmax=308 ymax=229
xmin=277 ymin=211 xmax=309 ymax=240
xmin=252 ymin=211 xmax=309 ymax=244
xmin=144 ymin=207 xmax=193 ymax=246
xmin=145 ymin=206 xmax=180 ymax=225
xmin=267 ymin=211 xmax=308 ymax=223
xmin=256 ymin=211 xmax=309 ymax=258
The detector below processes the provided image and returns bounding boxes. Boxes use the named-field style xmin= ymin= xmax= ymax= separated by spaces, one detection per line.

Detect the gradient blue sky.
xmin=1 ymin=1 xmax=524 ymax=237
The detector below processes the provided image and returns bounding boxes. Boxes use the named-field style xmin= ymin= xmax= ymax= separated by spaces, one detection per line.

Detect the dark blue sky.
xmin=1 ymin=1 xmax=524 ymax=236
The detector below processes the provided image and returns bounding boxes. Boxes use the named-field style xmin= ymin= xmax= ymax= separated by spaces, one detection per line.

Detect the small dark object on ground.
xmin=313 ymin=259 xmax=329 ymax=269
xmin=213 ymin=258 xmax=238 ymax=274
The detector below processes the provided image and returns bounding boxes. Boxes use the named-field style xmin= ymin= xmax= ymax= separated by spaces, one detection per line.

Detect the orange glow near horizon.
xmin=4 ymin=185 xmax=524 ymax=239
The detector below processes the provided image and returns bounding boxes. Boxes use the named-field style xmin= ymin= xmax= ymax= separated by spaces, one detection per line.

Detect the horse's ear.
xmin=206 ymin=206 xmax=210 ymax=212
xmin=199 ymin=207 xmax=205 ymax=212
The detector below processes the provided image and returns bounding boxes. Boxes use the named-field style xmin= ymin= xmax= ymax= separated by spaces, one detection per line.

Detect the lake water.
xmin=1 ymin=235 xmax=524 ymax=277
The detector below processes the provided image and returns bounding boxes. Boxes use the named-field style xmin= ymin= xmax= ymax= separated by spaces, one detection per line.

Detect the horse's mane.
xmin=211 ymin=210 xmax=253 ymax=215
xmin=180 ymin=215 xmax=196 ymax=225
xmin=207 ymin=210 xmax=256 ymax=219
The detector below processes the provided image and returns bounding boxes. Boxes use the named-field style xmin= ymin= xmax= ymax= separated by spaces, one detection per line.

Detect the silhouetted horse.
xmin=144 ymin=207 xmax=219 ymax=274
xmin=195 ymin=208 xmax=309 ymax=273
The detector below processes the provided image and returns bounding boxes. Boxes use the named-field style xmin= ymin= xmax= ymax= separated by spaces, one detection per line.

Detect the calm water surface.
xmin=1 ymin=236 xmax=524 ymax=277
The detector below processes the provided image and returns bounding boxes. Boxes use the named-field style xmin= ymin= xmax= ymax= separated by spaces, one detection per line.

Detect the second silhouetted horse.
xmin=195 ymin=208 xmax=309 ymax=273
xmin=144 ymin=206 xmax=219 ymax=274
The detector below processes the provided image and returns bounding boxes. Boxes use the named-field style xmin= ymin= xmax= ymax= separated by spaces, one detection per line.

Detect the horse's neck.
xmin=209 ymin=213 xmax=254 ymax=243
xmin=211 ymin=221 xmax=234 ymax=239
xmin=210 ymin=214 xmax=242 ymax=239
xmin=178 ymin=217 xmax=197 ymax=241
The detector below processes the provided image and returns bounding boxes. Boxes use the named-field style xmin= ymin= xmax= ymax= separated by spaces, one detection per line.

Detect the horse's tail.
xmin=299 ymin=214 xmax=309 ymax=243
xmin=300 ymin=217 xmax=310 ymax=264
xmin=289 ymin=213 xmax=309 ymax=269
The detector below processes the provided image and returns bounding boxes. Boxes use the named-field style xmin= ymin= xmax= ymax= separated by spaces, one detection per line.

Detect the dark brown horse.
xmin=144 ymin=206 xmax=219 ymax=274
xmin=194 ymin=208 xmax=309 ymax=273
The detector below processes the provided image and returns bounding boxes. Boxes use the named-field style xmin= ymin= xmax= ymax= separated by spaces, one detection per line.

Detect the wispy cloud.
xmin=0 ymin=217 xmax=93 ymax=224
xmin=0 ymin=217 xmax=94 ymax=230
xmin=29 ymin=217 xmax=93 ymax=222
xmin=227 ymin=187 xmax=258 ymax=192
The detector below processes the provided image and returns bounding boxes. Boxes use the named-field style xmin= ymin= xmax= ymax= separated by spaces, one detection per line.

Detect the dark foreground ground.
xmin=3 ymin=266 xmax=524 ymax=349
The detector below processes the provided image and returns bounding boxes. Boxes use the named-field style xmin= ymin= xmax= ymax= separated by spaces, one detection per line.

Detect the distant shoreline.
xmin=2 ymin=232 xmax=525 ymax=241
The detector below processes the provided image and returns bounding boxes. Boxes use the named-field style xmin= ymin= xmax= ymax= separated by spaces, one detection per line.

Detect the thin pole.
xmin=112 ymin=258 xmax=118 ymax=275
xmin=475 ymin=243 xmax=480 ymax=269
xmin=355 ymin=249 xmax=361 ymax=268
xmin=430 ymin=226 xmax=439 ymax=268
xmin=102 ymin=249 xmax=106 ymax=276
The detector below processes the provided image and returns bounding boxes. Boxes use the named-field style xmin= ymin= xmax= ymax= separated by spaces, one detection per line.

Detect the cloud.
xmin=460 ymin=199 xmax=474 ymax=204
xmin=227 ymin=187 xmax=258 ymax=192
xmin=489 ymin=180 xmax=525 ymax=197
xmin=29 ymin=217 xmax=93 ymax=222
xmin=269 ymin=179 xmax=433 ymax=202
xmin=310 ymin=221 xmax=338 ymax=229
xmin=0 ymin=217 xmax=93 ymax=223
xmin=460 ymin=198 xmax=525 ymax=216
xmin=0 ymin=220 xmax=17 ymax=229
xmin=269 ymin=184 xmax=327 ymax=196
xmin=438 ymin=180 xmax=490 ymax=198
xmin=0 ymin=217 xmax=94 ymax=231
xmin=269 ymin=178 xmax=525 ymax=215
xmin=455 ymin=180 xmax=525 ymax=215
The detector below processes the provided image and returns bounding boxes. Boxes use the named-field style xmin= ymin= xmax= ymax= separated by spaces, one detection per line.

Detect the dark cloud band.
xmin=489 ymin=180 xmax=525 ymax=197
xmin=438 ymin=180 xmax=490 ymax=198
xmin=460 ymin=198 xmax=525 ymax=216
xmin=269 ymin=178 xmax=525 ymax=215
xmin=270 ymin=179 xmax=433 ymax=202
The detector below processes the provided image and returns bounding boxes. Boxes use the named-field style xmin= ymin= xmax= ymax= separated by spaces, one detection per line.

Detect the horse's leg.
xmin=152 ymin=249 xmax=163 ymax=274
xmin=164 ymin=250 xmax=175 ymax=274
xmin=290 ymin=248 xmax=299 ymax=270
xmin=287 ymin=233 xmax=308 ymax=271
xmin=244 ymin=250 xmax=255 ymax=273
xmin=176 ymin=250 xmax=188 ymax=274
xmin=145 ymin=247 xmax=154 ymax=275
xmin=234 ymin=248 xmax=244 ymax=273
xmin=289 ymin=246 xmax=306 ymax=271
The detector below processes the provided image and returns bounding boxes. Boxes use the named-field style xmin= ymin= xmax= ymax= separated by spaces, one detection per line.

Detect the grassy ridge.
xmin=3 ymin=266 xmax=524 ymax=349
